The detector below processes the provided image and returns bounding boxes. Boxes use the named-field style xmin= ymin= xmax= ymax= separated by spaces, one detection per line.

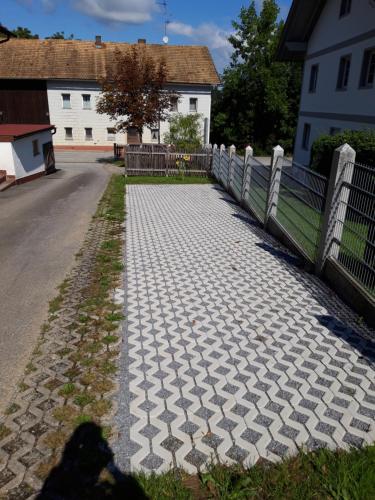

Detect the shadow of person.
xmin=37 ymin=422 xmax=148 ymax=500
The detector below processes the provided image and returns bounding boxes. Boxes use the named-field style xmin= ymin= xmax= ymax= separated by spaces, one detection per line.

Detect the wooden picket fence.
xmin=124 ymin=144 xmax=213 ymax=176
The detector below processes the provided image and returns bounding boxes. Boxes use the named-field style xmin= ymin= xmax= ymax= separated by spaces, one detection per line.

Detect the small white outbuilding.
xmin=0 ymin=124 xmax=56 ymax=190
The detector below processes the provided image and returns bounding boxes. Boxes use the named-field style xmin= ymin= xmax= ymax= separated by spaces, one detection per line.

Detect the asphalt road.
xmin=0 ymin=156 xmax=115 ymax=411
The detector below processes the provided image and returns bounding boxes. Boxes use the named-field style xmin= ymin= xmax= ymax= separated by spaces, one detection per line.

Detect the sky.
xmin=0 ymin=0 xmax=292 ymax=72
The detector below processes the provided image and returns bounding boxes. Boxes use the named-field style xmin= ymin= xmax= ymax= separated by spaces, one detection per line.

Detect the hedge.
xmin=310 ymin=130 xmax=375 ymax=176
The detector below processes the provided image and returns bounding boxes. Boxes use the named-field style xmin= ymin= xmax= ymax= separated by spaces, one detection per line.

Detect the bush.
xmin=164 ymin=113 xmax=203 ymax=152
xmin=310 ymin=130 xmax=375 ymax=176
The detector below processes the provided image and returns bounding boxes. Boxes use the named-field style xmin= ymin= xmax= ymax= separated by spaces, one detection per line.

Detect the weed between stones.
xmin=0 ymin=175 xmax=125 ymax=495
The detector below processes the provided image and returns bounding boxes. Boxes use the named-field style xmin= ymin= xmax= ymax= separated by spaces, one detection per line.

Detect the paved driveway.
xmin=0 ymin=160 xmax=113 ymax=411
xmin=54 ymin=150 xmax=114 ymax=164
xmin=116 ymin=184 xmax=375 ymax=473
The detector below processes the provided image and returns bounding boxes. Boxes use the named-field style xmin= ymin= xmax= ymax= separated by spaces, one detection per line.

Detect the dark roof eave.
xmin=0 ymin=76 xmax=220 ymax=85
xmin=276 ymin=0 xmax=326 ymax=61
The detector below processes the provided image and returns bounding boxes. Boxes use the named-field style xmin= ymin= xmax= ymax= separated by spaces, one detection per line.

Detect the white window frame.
xmin=65 ymin=127 xmax=73 ymax=140
xmin=336 ymin=54 xmax=351 ymax=91
xmin=189 ymin=97 xmax=198 ymax=113
xmin=171 ymin=96 xmax=179 ymax=112
xmin=302 ymin=123 xmax=311 ymax=151
xmin=107 ymin=128 xmax=116 ymax=141
xmin=85 ymin=127 xmax=93 ymax=141
xmin=360 ymin=47 xmax=375 ymax=89
xmin=82 ymin=94 xmax=91 ymax=110
xmin=150 ymin=128 xmax=160 ymax=143
xmin=62 ymin=93 xmax=71 ymax=109
xmin=339 ymin=0 xmax=351 ymax=18
xmin=309 ymin=64 xmax=319 ymax=93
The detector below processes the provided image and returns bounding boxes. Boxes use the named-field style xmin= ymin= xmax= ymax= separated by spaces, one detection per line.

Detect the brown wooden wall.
xmin=0 ymin=80 xmax=50 ymax=124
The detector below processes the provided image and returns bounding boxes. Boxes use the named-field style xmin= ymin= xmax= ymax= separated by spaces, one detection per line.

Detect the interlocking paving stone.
xmin=115 ymin=184 xmax=375 ymax=474
xmin=0 ymin=191 xmax=123 ymax=498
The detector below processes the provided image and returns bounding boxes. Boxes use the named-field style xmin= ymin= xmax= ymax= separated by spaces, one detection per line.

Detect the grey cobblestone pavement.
xmin=116 ymin=184 xmax=375 ymax=474
xmin=0 ymin=181 xmax=123 ymax=499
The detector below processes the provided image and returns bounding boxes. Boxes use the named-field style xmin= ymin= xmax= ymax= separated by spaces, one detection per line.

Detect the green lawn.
xmin=276 ymin=192 xmax=323 ymax=261
xmin=276 ymin=192 xmax=368 ymax=264
xmin=244 ymin=186 xmax=371 ymax=293
xmin=125 ymin=175 xmax=214 ymax=185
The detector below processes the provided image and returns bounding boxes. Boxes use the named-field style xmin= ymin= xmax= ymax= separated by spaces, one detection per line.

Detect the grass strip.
xmin=125 ymin=175 xmax=214 ymax=185
xmin=33 ymin=174 xmax=125 ymax=478
xmin=133 ymin=445 xmax=375 ymax=499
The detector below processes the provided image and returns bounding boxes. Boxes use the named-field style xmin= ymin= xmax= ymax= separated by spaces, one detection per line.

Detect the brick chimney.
xmin=95 ymin=35 xmax=102 ymax=48
xmin=138 ymin=38 xmax=146 ymax=44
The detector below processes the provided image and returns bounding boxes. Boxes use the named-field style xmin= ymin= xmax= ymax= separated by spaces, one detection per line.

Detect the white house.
xmin=278 ymin=0 xmax=375 ymax=166
xmin=0 ymin=124 xmax=56 ymax=189
xmin=0 ymin=38 xmax=220 ymax=149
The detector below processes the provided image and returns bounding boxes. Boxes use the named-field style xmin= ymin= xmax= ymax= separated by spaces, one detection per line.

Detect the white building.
xmin=278 ymin=0 xmax=375 ymax=166
xmin=0 ymin=38 xmax=220 ymax=150
xmin=0 ymin=124 xmax=56 ymax=188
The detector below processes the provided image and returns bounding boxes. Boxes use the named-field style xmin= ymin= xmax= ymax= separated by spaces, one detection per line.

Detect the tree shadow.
xmin=214 ymin=185 xmax=375 ymax=353
xmin=255 ymin=241 xmax=303 ymax=268
xmin=315 ymin=314 xmax=375 ymax=364
xmin=220 ymin=197 xmax=241 ymax=208
xmin=96 ymin=157 xmax=119 ymax=164
xmin=37 ymin=423 xmax=147 ymax=500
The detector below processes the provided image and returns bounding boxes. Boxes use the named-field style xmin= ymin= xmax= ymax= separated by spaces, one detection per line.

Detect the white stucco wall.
xmin=294 ymin=0 xmax=375 ymax=165
xmin=47 ymin=81 xmax=213 ymax=146
xmin=0 ymin=143 xmax=15 ymax=175
xmin=308 ymin=0 xmax=375 ymax=54
xmin=12 ymin=130 xmax=52 ymax=179
xmin=294 ymin=115 xmax=374 ymax=166
xmin=0 ymin=130 xmax=52 ymax=179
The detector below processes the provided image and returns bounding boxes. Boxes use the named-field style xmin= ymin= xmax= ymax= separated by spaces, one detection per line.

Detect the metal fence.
xmin=335 ymin=161 xmax=375 ymax=296
xmin=124 ymin=144 xmax=212 ymax=176
xmin=219 ymin=150 xmax=230 ymax=189
xmin=212 ymin=143 xmax=375 ymax=316
xmin=228 ymin=153 xmax=244 ymax=201
xmin=276 ymin=158 xmax=328 ymax=261
xmin=244 ymin=157 xmax=271 ymax=223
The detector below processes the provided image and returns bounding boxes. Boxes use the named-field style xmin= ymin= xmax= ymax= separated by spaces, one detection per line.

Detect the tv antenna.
xmin=157 ymin=0 xmax=170 ymax=44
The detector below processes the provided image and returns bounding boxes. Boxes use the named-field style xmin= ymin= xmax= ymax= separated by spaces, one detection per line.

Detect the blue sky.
xmin=1 ymin=0 xmax=292 ymax=71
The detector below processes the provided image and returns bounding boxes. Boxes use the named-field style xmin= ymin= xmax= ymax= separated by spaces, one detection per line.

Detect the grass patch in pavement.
xmin=131 ymin=445 xmax=375 ymax=499
xmin=31 ymin=174 xmax=125 ymax=479
xmin=125 ymin=175 xmax=214 ymax=185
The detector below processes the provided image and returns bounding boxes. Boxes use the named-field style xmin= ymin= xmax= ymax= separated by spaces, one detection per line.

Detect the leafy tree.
xmin=164 ymin=113 xmax=203 ymax=151
xmin=211 ymin=0 xmax=302 ymax=154
xmin=97 ymin=46 xmax=175 ymax=142
xmin=46 ymin=31 xmax=74 ymax=40
xmin=11 ymin=26 xmax=39 ymax=39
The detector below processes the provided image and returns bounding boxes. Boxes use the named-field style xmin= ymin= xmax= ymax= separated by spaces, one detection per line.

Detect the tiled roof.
xmin=0 ymin=124 xmax=55 ymax=141
xmin=0 ymin=39 xmax=220 ymax=85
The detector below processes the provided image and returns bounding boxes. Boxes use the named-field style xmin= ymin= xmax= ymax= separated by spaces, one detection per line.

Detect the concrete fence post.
xmin=206 ymin=143 xmax=213 ymax=174
xmin=123 ymin=144 xmax=128 ymax=178
xmin=241 ymin=145 xmax=254 ymax=203
xmin=228 ymin=145 xmax=236 ymax=191
xmin=212 ymin=144 xmax=218 ymax=179
xmin=316 ymin=143 xmax=356 ymax=274
xmin=220 ymin=144 xmax=226 ymax=184
xmin=166 ymin=145 xmax=170 ymax=177
xmin=265 ymin=145 xmax=284 ymax=226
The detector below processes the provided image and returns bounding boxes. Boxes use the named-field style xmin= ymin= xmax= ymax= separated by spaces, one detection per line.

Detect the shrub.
xmin=310 ymin=130 xmax=375 ymax=176
xmin=164 ymin=113 xmax=203 ymax=152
